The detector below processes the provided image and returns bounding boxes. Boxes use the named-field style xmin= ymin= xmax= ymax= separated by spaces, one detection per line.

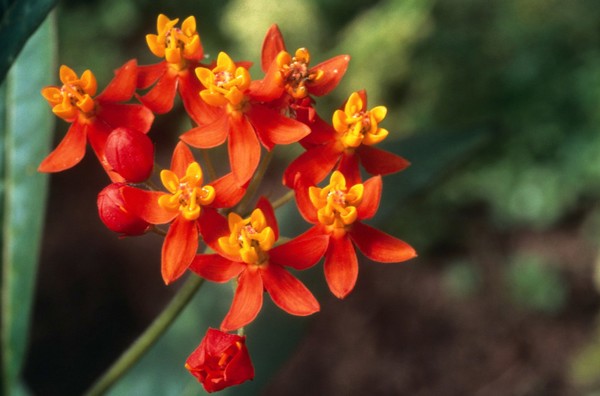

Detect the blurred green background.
xmin=5 ymin=0 xmax=600 ymax=394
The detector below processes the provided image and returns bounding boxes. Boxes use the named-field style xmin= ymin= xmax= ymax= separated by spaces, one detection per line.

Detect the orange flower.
xmin=181 ymin=52 xmax=310 ymax=184
xmin=122 ymin=142 xmax=246 ymax=284
xmin=283 ymin=90 xmax=410 ymax=187
xmin=137 ymin=14 xmax=218 ymax=125
xmin=252 ymin=24 xmax=350 ymax=109
xmin=190 ymin=198 xmax=328 ymax=331
xmin=294 ymin=171 xmax=416 ymax=298
xmin=40 ymin=61 xmax=154 ymax=181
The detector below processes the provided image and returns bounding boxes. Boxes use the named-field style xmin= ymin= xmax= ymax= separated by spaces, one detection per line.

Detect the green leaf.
xmin=0 ymin=0 xmax=58 ymax=84
xmin=1 ymin=13 xmax=56 ymax=394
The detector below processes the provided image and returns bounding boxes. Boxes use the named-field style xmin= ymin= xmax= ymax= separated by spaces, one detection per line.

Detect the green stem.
xmin=236 ymin=149 xmax=274 ymax=215
xmin=201 ymin=149 xmax=217 ymax=182
xmin=271 ymin=190 xmax=295 ymax=210
xmin=83 ymin=275 xmax=205 ymax=396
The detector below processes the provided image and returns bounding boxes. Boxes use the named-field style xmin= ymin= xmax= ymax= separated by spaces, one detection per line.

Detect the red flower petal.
xmin=349 ymin=222 xmax=417 ymax=263
xmin=358 ymin=145 xmax=411 ymax=176
xmin=229 ymin=115 xmax=261 ymax=184
xmin=84 ymin=121 xmax=124 ymax=182
xmin=210 ymin=172 xmax=247 ymax=208
xmin=283 ymin=141 xmax=340 ymax=187
xmin=293 ymin=178 xmax=318 ymax=224
xmin=97 ymin=103 xmax=154 ymax=134
xmin=179 ymin=69 xmax=222 ymax=126
xmin=256 ymin=197 xmax=278 ymax=241
xmin=121 ymin=186 xmax=176 ymax=224
xmin=298 ymin=112 xmax=336 ymax=149
xmin=308 ymin=54 xmax=350 ymax=97
xmin=324 ymin=234 xmax=358 ymax=299
xmin=97 ymin=59 xmax=138 ymax=102
xmin=270 ymin=230 xmax=329 ymax=270
xmin=180 ymin=115 xmax=229 ymax=149
xmin=137 ymin=69 xmax=178 ymax=114
xmin=357 ymin=175 xmax=382 ymax=220
xmin=198 ymin=208 xmax=233 ymax=258
xmin=162 ymin=216 xmax=199 ymax=284
xmin=38 ymin=121 xmax=87 ymax=173
xmin=249 ymin=60 xmax=284 ymax=102
xmin=248 ymin=104 xmax=310 ymax=150
xmin=261 ymin=24 xmax=285 ymax=72
xmin=261 ymin=263 xmax=319 ymax=316
xmin=170 ymin=141 xmax=195 ymax=177
xmin=137 ymin=62 xmax=167 ymax=89
xmin=189 ymin=254 xmax=245 ymax=283
xmin=337 ymin=151 xmax=361 ymax=186
xmin=221 ymin=269 xmax=263 ymax=331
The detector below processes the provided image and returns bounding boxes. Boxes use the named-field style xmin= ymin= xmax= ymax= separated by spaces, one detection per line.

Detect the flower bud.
xmin=105 ymin=127 xmax=154 ymax=182
xmin=97 ymin=183 xmax=149 ymax=235
xmin=185 ymin=328 xmax=254 ymax=393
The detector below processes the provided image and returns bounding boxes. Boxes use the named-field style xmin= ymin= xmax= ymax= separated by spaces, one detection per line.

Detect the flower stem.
xmin=236 ymin=149 xmax=274 ymax=215
xmin=271 ymin=190 xmax=295 ymax=210
xmin=83 ymin=275 xmax=205 ymax=396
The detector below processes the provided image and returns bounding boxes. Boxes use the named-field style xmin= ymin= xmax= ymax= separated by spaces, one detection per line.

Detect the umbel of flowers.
xmin=39 ymin=13 xmax=416 ymax=393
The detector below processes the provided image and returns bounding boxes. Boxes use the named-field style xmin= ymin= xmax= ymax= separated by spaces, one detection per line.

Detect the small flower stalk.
xmin=40 ymin=12 xmax=416 ymax=393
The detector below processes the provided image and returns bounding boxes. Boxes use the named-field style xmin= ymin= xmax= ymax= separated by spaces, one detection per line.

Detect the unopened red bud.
xmin=97 ymin=183 xmax=149 ymax=235
xmin=105 ymin=127 xmax=154 ymax=182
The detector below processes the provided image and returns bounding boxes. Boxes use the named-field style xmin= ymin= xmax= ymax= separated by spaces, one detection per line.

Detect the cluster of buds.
xmin=40 ymin=14 xmax=416 ymax=393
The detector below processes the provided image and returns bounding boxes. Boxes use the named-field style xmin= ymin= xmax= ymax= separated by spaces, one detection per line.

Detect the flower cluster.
xmin=40 ymin=14 xmax=416 ymax=393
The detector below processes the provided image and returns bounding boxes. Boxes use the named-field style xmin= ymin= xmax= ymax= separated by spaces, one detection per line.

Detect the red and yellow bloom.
xmin=40 ymin=61 xmax=154 ymax=181
xmin=295 ymin=171 xmax=416 ymax=298
xmin=137 ymin=14 xmax=218 ymax=125
xmin=254 ymin=24 xmax=350 ymax=118
xmin=181 ymin=52 xmax=311 ymax=184
xmin=122 ymin=142 xmax=245 ymax=284
xmin=190 ymin=198 xmax=328 ymax=331
xmin=283 ymin=90 xmax=410 ymax=187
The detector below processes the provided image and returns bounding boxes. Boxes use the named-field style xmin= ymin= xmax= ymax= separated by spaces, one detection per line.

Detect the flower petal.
xmin=308 ymin=54 xmax=350 ymax=97
xmin=283 ymin=141 xmax=340 ymax=187
xmin=261 ymin=24 xmax=285 ymax=73
xmin=97 ymin=59 xmax=138 ymax=102
xmin=83 ymin=120 xmax=125 ymax=182
xmin=249 ymin=59 xmax=284 ymax=102
xmin=38 ymin=121 xmax=87 ymax=173
xmin=221 ymin=269 xmax=263 ymax=331
xmin=179 ymin=70 xmax=221 ymax=126
xmin=162 ymin=216 xmax=199 ymax=284
xmin=298 ymin=112 xmax=336 ymax=148
xmin=229 ymin=115 xmax=261 ymax=184
xmin=358 ymin=145 xmax=410 ymax=176
xmin=324 ymin=234 xmax=358 ymax=299
xmin=261 ymin=264 xmax=319 ymax=316
xmin=198 ymin=208 xmax=234 ymax=258
xmin=170 ymin=141 xmax=195 ymax=177
xmin=270 ymin=230 xmax=328 ymax=270
xmin=121 ymin=186 xmax=176 ymax=224
xmin=137 ymin=61 xmax=167 ymax=89
xmin=210 ymin=172 xmax=247 ymax=208
xmin=189 ymin=254 xmax=245 ymax=283
xmin=98 ymin=102 xmax=154 ymax=134
xmin=349 ymin=221 xmax=417 ymax=263
xmin=293 ymin=177 xmax=319 ymax=224
xmin=357 ymin=175 xmax=382 ymax=220
xmin=337 ymin=151 xmax=361 ymax=186
xmin=180 ymin=115 xmax=229 ymax=149
xmin=247 ymin=104 xmax=310 ymax=150
xmin=137 ymin=69 xmax=178 ymax=114
xmin=256 ymin=196 xmax=278 ymax=241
